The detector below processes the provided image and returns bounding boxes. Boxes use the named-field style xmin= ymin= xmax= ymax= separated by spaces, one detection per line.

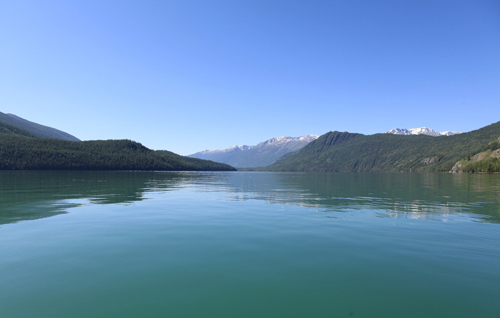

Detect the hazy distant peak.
xmin=260 ymin=135 xmax=319 ymax=146
xmin=188 ymin=134 xmax=319 ymax=168
xmin=0 ymin=111 xmax=80 ymax=141
xmin=195 ymin=145 xmax=253 ymax=155
xmin=386 ymin=127 xmax=461 ymax=137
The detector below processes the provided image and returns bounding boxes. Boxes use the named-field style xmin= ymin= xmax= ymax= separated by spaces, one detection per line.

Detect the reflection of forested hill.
xmin=2 ymin=171 xmax=499 ymax=226
xmin=209 ymin=172 xmax=500 ymax=223
xmin=0 ymin=171 xmax=208 ymax=225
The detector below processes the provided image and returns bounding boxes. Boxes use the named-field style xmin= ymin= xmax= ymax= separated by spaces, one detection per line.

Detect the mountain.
xmin=189 ymin=135 xmax=319 ymax=168
xmin=0 ymin=123 xmax=235 ymax=171
xmin=0 ymin=112 xmax=80 ymax=141
xmin=386 ymin=127 xmax=461 ymax=136
xmin=0 ymin=121 xmax=36 ymax=137
xmin=193 ymin=145 xmax=254 ymax=159
xmin=263 ymin=121 xmax=500 ymax=173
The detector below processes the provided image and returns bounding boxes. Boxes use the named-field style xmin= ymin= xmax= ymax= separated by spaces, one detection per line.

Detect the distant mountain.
xmin=263 ymin=121 xmax=500 ymax=173
xmin=0 ymin=112 xmax=80 ymax=141
xmin=0 ymin=121 xmax=36 ymax=137
xmin=189 ymin=135 xmax=319 ymax=168
xmin=386 ymin=127 xmax=461 ymax=136
xmin=194 ymin=145 xmax=254 ymax=157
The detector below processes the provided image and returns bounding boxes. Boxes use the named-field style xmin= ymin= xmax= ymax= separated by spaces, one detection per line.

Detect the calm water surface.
xmin=0 ymin=171 xmax=499 ymax=318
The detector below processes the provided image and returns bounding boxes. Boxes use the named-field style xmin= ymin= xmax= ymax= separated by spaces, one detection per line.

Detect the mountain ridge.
xmin=189 ymin=134 xmax=319 ymax=168
xmin=0 ymin=112 xmax=80 ymax=141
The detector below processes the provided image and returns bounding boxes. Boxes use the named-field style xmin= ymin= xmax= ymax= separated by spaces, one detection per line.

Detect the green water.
xmin=0 ymin=171 xmax=499 ymax=318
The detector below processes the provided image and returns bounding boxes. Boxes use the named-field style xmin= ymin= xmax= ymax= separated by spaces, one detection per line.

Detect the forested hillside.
xmin=451 ymin=138 xmax=500 ymax=173
xmin=265 ymin=121 xmax=500 ymax=172
xmin=0 ymin=121 xmax=36 ymax=137
xmin=0 ymin=133 xmax=235 ymax=171
xmin=0 ymin=112 xmax=80 ymax=141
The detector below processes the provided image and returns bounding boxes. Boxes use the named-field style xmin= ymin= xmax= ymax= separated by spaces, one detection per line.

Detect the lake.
xmin=0 ymin=171 xmax=499 ymax=318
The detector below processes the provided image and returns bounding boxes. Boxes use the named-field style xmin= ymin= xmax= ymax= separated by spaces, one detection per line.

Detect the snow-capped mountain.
xmin=194 ymin=145 xmax=254 ymax=156
xmin=189 ymin=135 xmax=319 ymax=168
xmin=385 ymin=127 xmax=461 ymax=136
xmin=439 ymin=131 xmax=461 ymax=136
xmin=257 ymin=135 xmax=319 ymax=147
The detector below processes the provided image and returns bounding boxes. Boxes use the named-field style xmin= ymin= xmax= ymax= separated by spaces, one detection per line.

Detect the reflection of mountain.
xmin=0 ymin=171 xmax=216 ymax=225
xmin=2 ymin=171 xmax=499 ymax=226
xmin=205 ymin=172 xmax=500 ymax=223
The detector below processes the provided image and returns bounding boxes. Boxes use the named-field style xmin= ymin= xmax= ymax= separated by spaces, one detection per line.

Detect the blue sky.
xmin=1 ymin=0 xmax=499 ymax=155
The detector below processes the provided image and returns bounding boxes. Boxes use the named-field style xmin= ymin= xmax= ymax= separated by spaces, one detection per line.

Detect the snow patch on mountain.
xmin=386 ymin=127 xmax=461 ymax=137
xmin=259 ymin=134 xmax=319 ymax=146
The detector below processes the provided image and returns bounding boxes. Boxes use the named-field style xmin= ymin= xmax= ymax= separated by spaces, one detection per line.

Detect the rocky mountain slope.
xmin=189 ymin=135 xmax=318 ymax=168
xmin=451 ymin=137 xmax=500 ymax=173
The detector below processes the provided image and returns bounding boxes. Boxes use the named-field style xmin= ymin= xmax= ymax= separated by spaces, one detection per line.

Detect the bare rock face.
xmin=422 ymin=157 xmax=439 ymax=164
xmin=451 ymin=137 xmax=500 ymax=172
xmin=450 ymin=161 xmax=466 ymax=173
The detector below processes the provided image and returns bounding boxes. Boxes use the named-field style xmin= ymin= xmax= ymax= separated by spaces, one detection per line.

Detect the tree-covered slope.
xmin=265 ymin=121 xmax=500 ymax=172
xmin=0 ymin=134 xmax=235 ymax=171
xmin=0 ymin=121 xmax=36 ymax=137
xmin=451 ymin=138 xmax=500 ymax=173
xmin=0 ymin=112 xmax=80 ymax=141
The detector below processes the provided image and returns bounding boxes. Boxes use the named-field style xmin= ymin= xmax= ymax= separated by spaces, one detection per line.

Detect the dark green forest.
xmin=263 ymin=121 xmax=500 ymax=173
xmin=0 ymin=125 xmax=235 ymax=171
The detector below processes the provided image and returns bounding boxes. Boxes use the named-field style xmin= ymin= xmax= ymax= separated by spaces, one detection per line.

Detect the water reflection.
xmin=216 ymin=172 xmax=500 ymax=223
xmin=1 ymin=171 xmax=499 ymax=225
xmin=0 ymin=171 xmax=203 ymax=225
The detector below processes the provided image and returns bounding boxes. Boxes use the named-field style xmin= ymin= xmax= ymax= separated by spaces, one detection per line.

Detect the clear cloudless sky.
xmin=1 ymin=0 xmax=499 ymax=155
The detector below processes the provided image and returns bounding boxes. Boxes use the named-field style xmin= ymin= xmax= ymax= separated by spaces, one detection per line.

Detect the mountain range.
xmin=386 ymin=127 xmax=461 ymax=136
xmin=263 ymin=121 xmax=500 ymax=173
xmin=1 ymin=112 xmax=498 ymax=173
xmin=188 ymin=127 xmax=460 ymax=168
xmin=189 ymin=135 xmax=318 ymax=168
